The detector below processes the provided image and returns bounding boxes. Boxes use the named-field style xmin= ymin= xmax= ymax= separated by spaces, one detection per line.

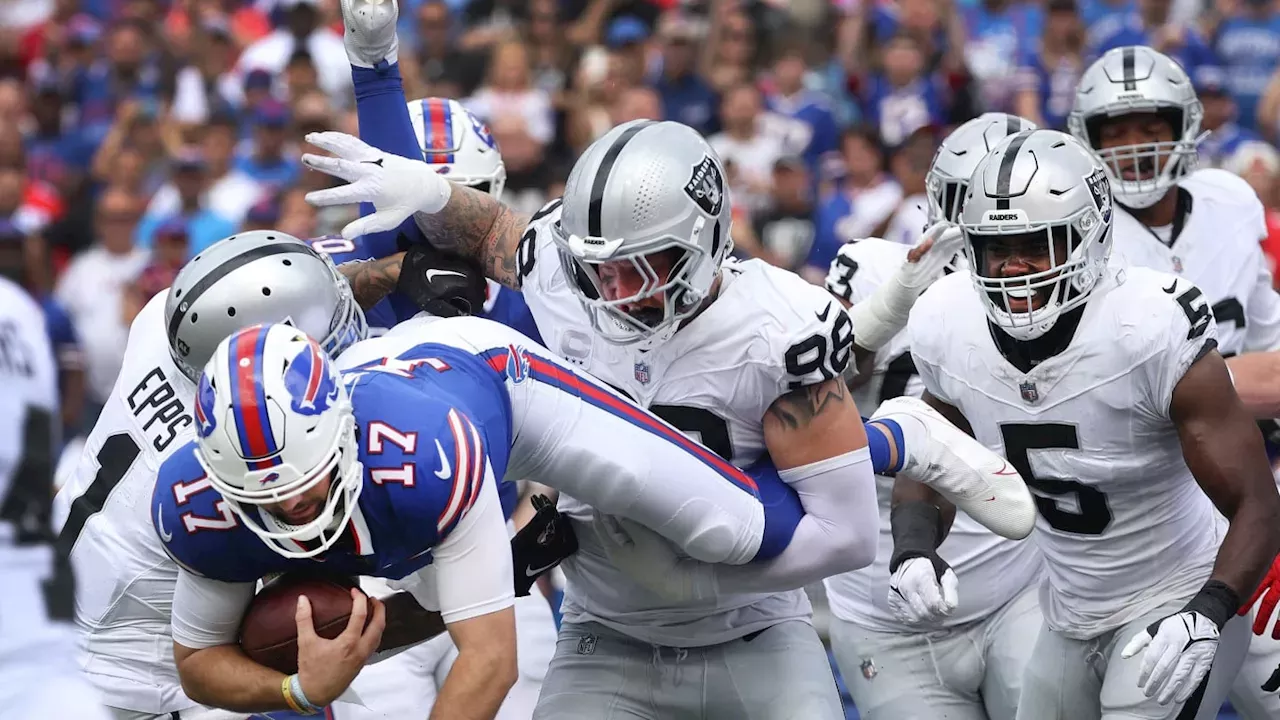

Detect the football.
xmin=239 ymin=573 xmax=365 ymax=674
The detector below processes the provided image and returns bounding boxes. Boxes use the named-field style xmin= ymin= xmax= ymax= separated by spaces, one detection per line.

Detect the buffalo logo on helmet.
xmin=195 ymin=373 xmax=218 ymax=438
xmin=468 ymin=113 xmax=498 ymax=151
xmin=1085 ymin=168 xmax=1112 ymax=223
xmin=284 ymin=340 xmax=340 ymax=416
xmin=684 ymin=156 xmax=724 ymax=216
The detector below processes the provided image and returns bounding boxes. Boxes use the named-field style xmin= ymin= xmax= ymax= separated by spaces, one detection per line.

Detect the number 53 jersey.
xmin=908 ymin=266 xmax=1225 ymax=641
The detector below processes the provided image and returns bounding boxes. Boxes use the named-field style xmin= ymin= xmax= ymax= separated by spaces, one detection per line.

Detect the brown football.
xmin=239 ymin=574 xmax=364 ymax=674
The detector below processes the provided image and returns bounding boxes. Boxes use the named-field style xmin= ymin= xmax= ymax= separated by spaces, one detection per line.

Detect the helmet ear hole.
xmin=710 ymin=221 xmax=722 ymax=258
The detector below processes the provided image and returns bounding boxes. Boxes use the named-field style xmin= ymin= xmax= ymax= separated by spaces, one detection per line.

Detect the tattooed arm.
xmin=412 ymin=185 xmax=532 ymax=290
xmin=338 ymin=253 xmax=405 ymax=311
xmin=763 ymin=378 xmax=869 ymax=470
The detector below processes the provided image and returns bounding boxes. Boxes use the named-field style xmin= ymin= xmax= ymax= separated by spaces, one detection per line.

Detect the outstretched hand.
xmin=301 ymin=132 xmax=452 ymax=240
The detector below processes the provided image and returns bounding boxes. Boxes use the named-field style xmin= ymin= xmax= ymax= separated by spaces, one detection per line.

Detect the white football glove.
xmin=887 ymin=555 xmax=959 ymax=625
xmin=301 ymin=132 xmax=452 ymax=240
xmin=1120 ymin=610 xmax=1221 ymax=706
xmin=591 ymin=516 xmax=717 ymax=603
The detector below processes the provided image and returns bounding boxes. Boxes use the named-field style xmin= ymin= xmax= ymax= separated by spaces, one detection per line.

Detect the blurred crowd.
xmin=2 ymin=0 xmax=1280 ymax=448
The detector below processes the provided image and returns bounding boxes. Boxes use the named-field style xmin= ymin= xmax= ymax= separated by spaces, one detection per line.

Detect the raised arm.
xmin=302 ymin=132 xmax=533 ymax=290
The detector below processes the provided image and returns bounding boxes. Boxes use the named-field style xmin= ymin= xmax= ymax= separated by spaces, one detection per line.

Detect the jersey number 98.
xmin=784 ymin=309 xmax=853 ymax=388
xmin=1000 ymin=423 xmax=1113 ymax=536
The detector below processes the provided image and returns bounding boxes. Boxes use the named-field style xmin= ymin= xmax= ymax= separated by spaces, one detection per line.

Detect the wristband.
xmin=1184 ymin=579 xmax=1242 ymax=630
xmin=283 ymin=674 xmax=322 ymax=716
xmin=889 ymin=500 xmax=944 ymax=573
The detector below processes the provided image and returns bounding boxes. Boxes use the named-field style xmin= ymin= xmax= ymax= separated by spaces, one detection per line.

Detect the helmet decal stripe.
xmin=422 ymin=98 xmax=455 ymax=164
xmin=588 ymin=121 xmax=654 ymax=238
xmin=229 ymin=326 xmax=280 ymax=468
xmin=1006 ymin=115 xmax=1021 ymax=137
xmin=995 ymin=131 xmax=1032 ymax=210
xmin=1121 ymin=47 xmax=1136 ymax=91
xmin=166 ymin=243 xmax=307 ymax=344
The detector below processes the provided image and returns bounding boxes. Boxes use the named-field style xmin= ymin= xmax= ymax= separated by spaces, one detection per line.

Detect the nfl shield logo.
xmin=577 ymin=635 xmax=597 ymax=655
xmin=634 ymin=361 xmax=651 ymax=385
xmin=1020 ymin=380 xmax=1040 ymax=404
xmin=1172 ymin=256 xmax=1183 ymax=273
xmin=860 ymin=659 xmax=877 ymax=680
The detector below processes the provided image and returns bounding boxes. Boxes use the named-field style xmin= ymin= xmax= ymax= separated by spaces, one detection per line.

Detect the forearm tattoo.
xmin=765 ymin=379 xmax=850 ymax=431
xmin=339 ymin=254 xmax=404 ymax=310
xmin=415 ymin=184 xmax=530 ymax=290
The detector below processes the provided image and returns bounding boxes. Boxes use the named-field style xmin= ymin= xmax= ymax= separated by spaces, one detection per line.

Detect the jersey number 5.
xmin=1000 ymin=423 xmax=1113 ymax=536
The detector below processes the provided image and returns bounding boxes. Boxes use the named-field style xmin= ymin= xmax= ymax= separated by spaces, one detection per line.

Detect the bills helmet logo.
xmin=468 ymin=113 xmax=498 ymax=151
xmin=504 ymin=344 xmax=531 ymax=384
xmin=260 ymin=472 xmax=281 ymax=486
xmin=284 ymin=340 xmax=340 ymax=416
xmin=195 ymin=373 xmax=218 ymax=438
xmin=684 ymin=156 xmax=724 ymax=216
xmin=1086 ymin=168 xmax=1112 ymax=224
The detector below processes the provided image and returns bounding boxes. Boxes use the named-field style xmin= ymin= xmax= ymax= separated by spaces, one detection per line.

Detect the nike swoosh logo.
xmin=1162 ymin=280 xmax=1178 ymax=294
xmin=526 ymin=560 xmax=561 ymax=577
xmin=157 ymin=505 xmax=173 ymax=543
xmin=361 ymin=158 xmax=384 ymax=167
xmin=425 ymin=269 xmax=466 ymax=283
xmin=993 ymin=462 xmax=1018 ymax=476
xmin=816 ymin=304 xmax=832 ymax=322
xmin=434 ymin=439 xmax=452 ymax=479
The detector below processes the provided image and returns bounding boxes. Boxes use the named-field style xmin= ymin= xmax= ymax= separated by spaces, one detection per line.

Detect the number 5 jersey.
xmin=907 ymin=265 xmax=1224 ymax=641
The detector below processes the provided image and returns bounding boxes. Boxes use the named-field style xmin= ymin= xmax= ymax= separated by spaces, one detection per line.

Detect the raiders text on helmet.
xmin=959 ymin=130 xmax=1114 ymax=341
xmin=1068 ymin=46 xmax=1204 ymax=209
xmin=551 ymin=120 xmax=734 ymax=346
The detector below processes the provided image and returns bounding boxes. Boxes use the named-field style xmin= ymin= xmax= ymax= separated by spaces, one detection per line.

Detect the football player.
xmin=1069 ymin=45 xmax=1280 ymax=718
xmin=0 ymin=276 xmax=109 ymax=719
xmin=898 ymin=129 xmax=1280 ymax=719
xmin=299 ymin=97 xmax=1040 ymax=720
xmin=822 ymin=113 xmax=1046 ymax=720
xmin=157 ymin=311 xmax=834 ymax=716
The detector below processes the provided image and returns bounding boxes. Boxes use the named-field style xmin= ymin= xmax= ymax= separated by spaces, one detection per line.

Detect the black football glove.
xmin=511 ymin=494 xmax=578 ymax=597
xmin=395 ymin=240 xmax=488 ymax=318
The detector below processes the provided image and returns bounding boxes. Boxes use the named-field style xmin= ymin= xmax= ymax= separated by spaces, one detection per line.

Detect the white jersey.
xmin=1112 ymin=168 xmax=1280 ymax=357
xmin=821 ymin=239 xmax=1044 ymax=631
xmin=0 ymin=277 xmax=70 ymax=666
xmin=51 ymin=291 xmax=199 ymax=714
xmin=909 ymin=268 xmax=1224 ymax=640
xmin=518 ymin=200 xmax=856 ymax=646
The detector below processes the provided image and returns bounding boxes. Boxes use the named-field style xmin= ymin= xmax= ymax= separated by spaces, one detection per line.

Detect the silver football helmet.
xmin=165 ymin=231 xmax=368 ymax=382
xmin=1068 ymin=46 xmax=1204 ymax=209
xmin=959 ymin=130 xmax=1114 ymax=341
xmin=928 ymin=113 xmax=1039 ymax=225
xmin=551 ymin=120 xmax=734 ymax=346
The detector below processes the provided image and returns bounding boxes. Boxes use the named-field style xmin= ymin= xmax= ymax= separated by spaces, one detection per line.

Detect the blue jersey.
xmin=153 ymin=343 xmax=513 ymax=583
xmin=1213 ymin=16 xmax=1280 ymax=132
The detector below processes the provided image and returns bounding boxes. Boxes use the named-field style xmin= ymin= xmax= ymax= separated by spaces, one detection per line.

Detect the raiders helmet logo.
xmin=684 ymin=156 xmax=724 ymax=216
xmin=1086 ymin=168 xmax=1112 ymax=223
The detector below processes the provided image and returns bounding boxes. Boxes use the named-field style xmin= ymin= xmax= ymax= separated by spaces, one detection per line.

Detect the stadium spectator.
xmin=235 ymin=0 xmax=349 ymax=108
xmin=711 ymin=83 xmax=789 ymax=219
xmin=135 ymin=147 xmax=236 ymax=254
xmin=169 ymin=19 xmax=241 ymax=127
xmin=1090 ymin=0 xmax=1218 ymax=77
xmin=963 ymin=0 xmax=1044 ymax=114
xmin=858 ymin=32 xmax=947 ymax=148
xmin=752 ymin=155 xmax=817 ymax=270
xmin=765 ymin=39 xmax=840 ymax=173
xmin=1199 ymin=64 xmax=1263 ymax=168
xmin=652 ymin=11 xmax=718 ymax=136
xmin=234 ymin=98 xmax=300 ymax=189
xmin=882 ymin=126 xmax=934 ymax=247
xmin=415 ymin=1 xmax=488 ymax=99
xmin=1014 ymin=0 xmax=1087 ymax=129
xmin=1207 ymin=0 xmax=1280 ymax=133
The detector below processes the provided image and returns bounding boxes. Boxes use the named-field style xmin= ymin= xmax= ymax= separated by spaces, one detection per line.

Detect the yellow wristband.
xmin=282 ymin=676 xmax=307 ymax=714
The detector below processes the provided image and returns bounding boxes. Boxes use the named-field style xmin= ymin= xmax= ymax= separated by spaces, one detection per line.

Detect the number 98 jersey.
xmin=50 ymin=291 xmax=196 ymax=714
xmin=908 ymin=266 xmax=1224 ymax=641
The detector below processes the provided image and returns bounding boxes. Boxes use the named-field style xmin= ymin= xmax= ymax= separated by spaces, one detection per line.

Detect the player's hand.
xmin=887 ymin=555 xmax=959 ymax=625
xmin=511 ymin=494 xmax=578 ymax=597
xmin=903 ymin=221 xmax=964 ymax=283
xmin=295 ymin=589 xmax=386 ymax=706
xmin=1120 ymin=610 xmax=1220 ymax=705
xmin=301 ymin=132 xmax=452 ymax=240
xmin=1238 ymin=553 xmax=1280 ymax=638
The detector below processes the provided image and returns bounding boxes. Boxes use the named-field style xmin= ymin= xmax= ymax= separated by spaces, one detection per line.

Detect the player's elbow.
xmin=173 ymin=644 xmax=222 ymax=707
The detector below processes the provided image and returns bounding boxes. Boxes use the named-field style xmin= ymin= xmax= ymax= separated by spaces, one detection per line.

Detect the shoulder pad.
xmin=152 ymin=442 xmax=289 ymax=583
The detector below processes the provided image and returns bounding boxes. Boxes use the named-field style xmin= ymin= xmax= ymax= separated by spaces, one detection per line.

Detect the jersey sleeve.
xmin=1140 ymin=273 xmax=1221 ymax=419
xmin=762 ymin=268 xmax=854 ymax=391
xmin=152 ymin=442 xmax=287 ymax=583
xmin=824 ymin=237 xmax=910 ymax=306
xmin=393 ymin=461 xmax=513 ymax=625
xmin=169 ymin=567 xmax=256 ymax=649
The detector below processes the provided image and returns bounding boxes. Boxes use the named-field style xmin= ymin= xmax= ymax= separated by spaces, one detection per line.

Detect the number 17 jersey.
xmin=908 ymin=266 xmax=1224 ymax=640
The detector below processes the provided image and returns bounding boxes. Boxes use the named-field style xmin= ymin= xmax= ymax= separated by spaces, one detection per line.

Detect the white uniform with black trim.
xmin=0 ymin=276 xmax=109 ymax=720
xmin=822 ymin=239 xmax=1044 ymax=720
xmin=1111 ymin=168 xmax=1280 ymax=720
xmin=910 ymin=267 xmax=1248 ymax=719
xmin=519 ymin=200 xmax=847 ymax=718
